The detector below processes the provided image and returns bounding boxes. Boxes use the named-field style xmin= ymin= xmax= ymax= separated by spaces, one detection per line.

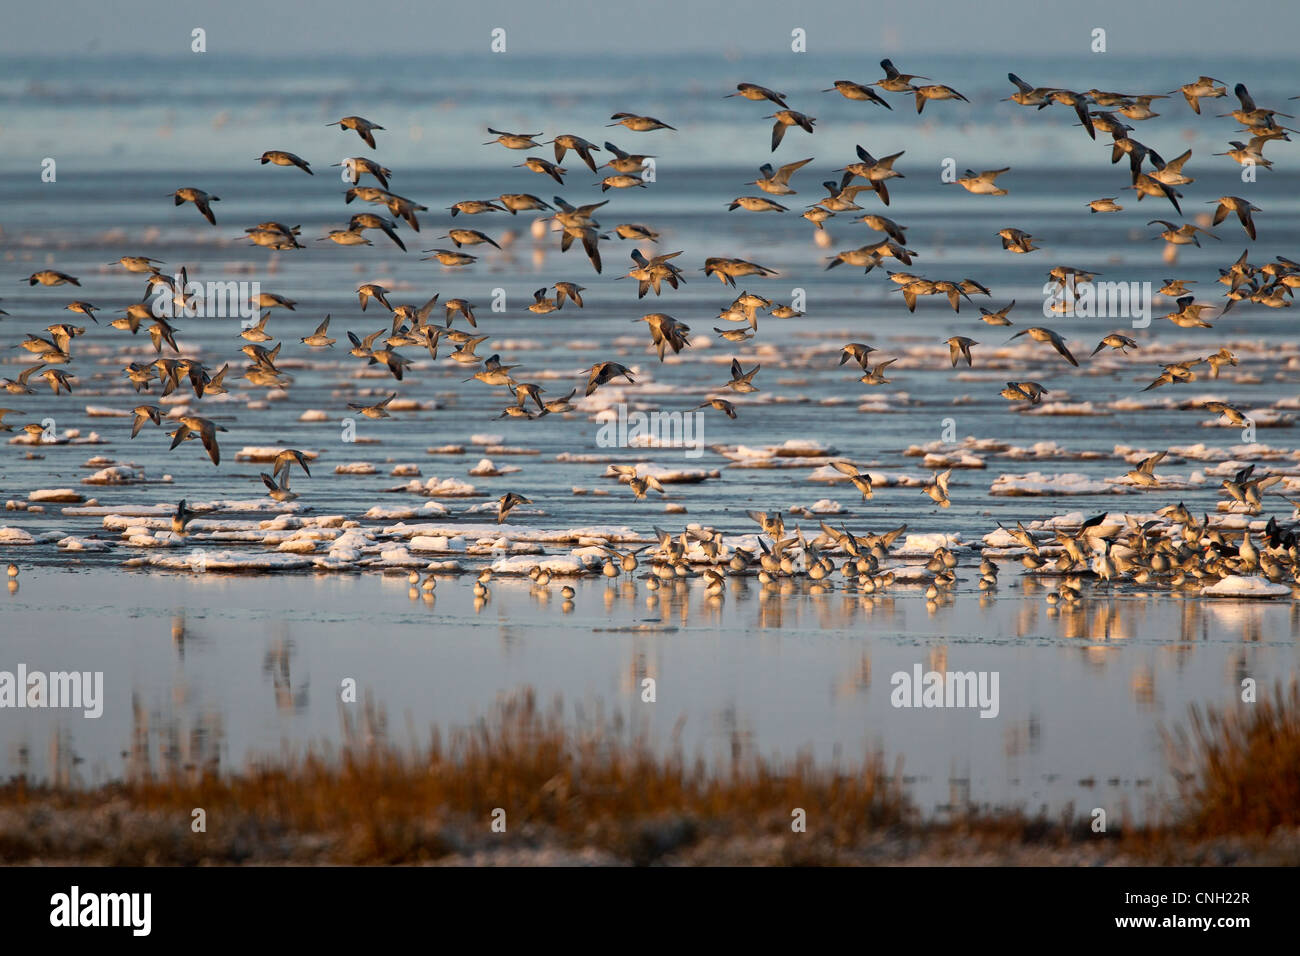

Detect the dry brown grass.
xmin=0 ymin=690 xmax=908 ymax=864
xmin=1164 ymin=679 xmax=1300 ymax=838
xmin=3 ymin=684 xmax=1299 ymax=864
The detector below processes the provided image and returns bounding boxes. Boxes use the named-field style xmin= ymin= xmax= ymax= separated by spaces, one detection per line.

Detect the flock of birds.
xmin=4 ymin=59 xmax=1300 ymax=604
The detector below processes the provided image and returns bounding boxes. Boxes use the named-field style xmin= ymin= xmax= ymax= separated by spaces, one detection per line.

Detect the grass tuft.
xmin=1164 ymin=679 xmax=1300 ymax=838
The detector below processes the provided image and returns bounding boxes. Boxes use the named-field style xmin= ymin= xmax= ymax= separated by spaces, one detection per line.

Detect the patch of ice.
xmin=29 ymin=489 xmax=85 ymax=502
xmin=82 ymin=465 xmax=169 ymax=486
xmin=990 ymin=472 xmax=1116 ymax=496
xmin=895 ymin=533 xmax=965 ymax=556
xmin=488 ymin=555 xmax=589 ymax=576
xmin=234 ymin=446 xmax=321 ymax=463
xmin=389 ymin=476 xmax=480 ymax=497
xmin=1201 ymin=576 xmax=1292 ymax=599
xmin=468 ymin=458 xmax=520 ymax=477
xmin=57 ymin=536 xmax=112 ymax=552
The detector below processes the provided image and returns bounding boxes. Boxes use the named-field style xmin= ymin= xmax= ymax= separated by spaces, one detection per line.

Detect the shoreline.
xmin=2 ymin=686 xmax=1296 ymax=866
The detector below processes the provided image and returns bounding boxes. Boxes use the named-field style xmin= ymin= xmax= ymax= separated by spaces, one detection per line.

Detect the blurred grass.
xmin=1 ymin=684 xmax=1297 ymax=864
xmin=0 ymin=689 xmax=908 ymax=864
xmin=1164 ymin=679 xmax=1300 ymax=838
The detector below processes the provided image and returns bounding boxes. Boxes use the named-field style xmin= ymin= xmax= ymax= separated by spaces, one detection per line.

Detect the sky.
xmin=5 ymin=0 xmax=1300 ymax=57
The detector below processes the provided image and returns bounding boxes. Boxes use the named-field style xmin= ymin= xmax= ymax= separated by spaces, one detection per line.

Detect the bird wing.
xmin=1050 ymin=333 xmax=1079 ymax=366
xmin=770 ymin=120 xmax=786 ymax=152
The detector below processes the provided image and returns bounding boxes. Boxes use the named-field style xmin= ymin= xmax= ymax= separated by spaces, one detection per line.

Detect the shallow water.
xmin=2 ymin=566 xmax=1296 ymax=820
xmin=1 ymin=52 xmax=1298 ymax=815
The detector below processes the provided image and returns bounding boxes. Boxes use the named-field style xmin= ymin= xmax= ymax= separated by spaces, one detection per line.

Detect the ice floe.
xmin=1201 ymin=576 xmax=1292 ymax=599
xmin=990 ymin=472 xmax=1116 ymax=496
